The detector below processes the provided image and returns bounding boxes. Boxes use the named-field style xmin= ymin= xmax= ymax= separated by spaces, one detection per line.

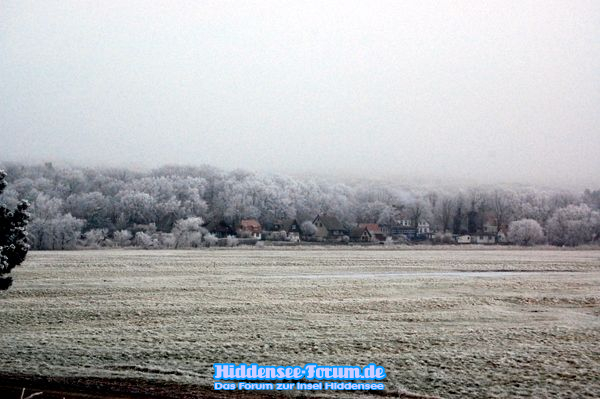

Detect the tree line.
xmin=0 ymin=162 xmax=598 ymax=249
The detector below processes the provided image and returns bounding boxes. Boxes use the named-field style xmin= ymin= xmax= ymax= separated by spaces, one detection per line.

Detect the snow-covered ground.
xmin=1 ymin=249 xmax=599 ymax=398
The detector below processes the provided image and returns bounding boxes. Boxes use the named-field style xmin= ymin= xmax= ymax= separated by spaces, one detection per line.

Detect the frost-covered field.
xmin=1 ymin=249 xmax=599 ymax=398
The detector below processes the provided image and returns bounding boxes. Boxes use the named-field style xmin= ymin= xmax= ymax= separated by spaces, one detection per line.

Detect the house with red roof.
xmin=237 ymin=219 xmax=262 ymax=239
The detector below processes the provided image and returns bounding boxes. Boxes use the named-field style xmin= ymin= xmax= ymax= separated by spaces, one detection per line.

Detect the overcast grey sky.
xmin=1 ymin=1 xmax=599 ymax=187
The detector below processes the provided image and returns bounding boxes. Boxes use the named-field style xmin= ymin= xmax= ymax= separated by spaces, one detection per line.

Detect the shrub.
xmin=508 ymin=219 xmax=545 ymax=246
xmin=226 ymin=235 xmax=239 ymax=247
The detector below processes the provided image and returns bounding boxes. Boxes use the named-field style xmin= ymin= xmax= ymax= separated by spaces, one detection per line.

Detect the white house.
xmin=471 ymin=234 xmax=496 ymax=244
xmin=456 ymin=234 xmax=472 ymax=244
xmin=417 ymin=221 xmax=431 ymax=235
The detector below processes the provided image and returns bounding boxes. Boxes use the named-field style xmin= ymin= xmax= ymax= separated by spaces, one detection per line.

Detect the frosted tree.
xmin=583 ymin=189 xmax=600 ymax=210
xmin=133 ymin=231 xmax=156 ymax=249
xmin=513 ymin=191 xmax=553 ymax=224
xmin=376 ymin=205 xmax=396 ymax=226
xmin=432 ymin=232 xmax=454 ymax=244
xmin=507 ymin=219 xmax=544 ymax=246
xmin=433 ymin=196 xmax=454 ymax=233
xmin=172 ymin=217 xmax=205 ymax=248
xmin=258 ymin=178 xmax=296 ymax=225
xmin=322 ymin=183 xmax=356 ymax=223
xmin=300 ymin=221 xmax=317 ymax=237
xmin=50 ymin=214 xmax=85 ymax=249
xmin=81 ymin=228 xmax=109 ymax=248
xmin=0 ymin=170 xmax=30 ymax=289
xmin=356 ymin=201 xmax=387 ymax=223
xmin=116 ymin=191 xmax=157 ymax=226
xmin=203 ymin=233 xmax=218 ymax=247
xmin=490 ymin=189 xmax=516 ymax=229
xmin=452 ymin=198 xmax=465 ymax=235
xmin=155 ymin=197 xmax=181 ymax=232
xmin=113 ymin=230 xmax=133 ymax=246
xmin=549 ymin=192 xmax=579 ymax=210
xmin=28 ymin=213 xmax=81 ymax=250
xmin=57 ymin=168 xmax=86 ymax=197
xmin=546 ymin=204 xmax=600 ymax=246
xmin=226 ymin=235 xmax=239 ymax=247
xmin=408 ymin=200 xmax=431 ymax=228
xmin=210 ymin=172 xmax=271 ymax=224
xmin=26 ymin=194 xmax=62 ymax=249
xmin=64 ymin=191 xmax=110 ymax=230
xmin=158 ymin=233 xmax=176 ymax=248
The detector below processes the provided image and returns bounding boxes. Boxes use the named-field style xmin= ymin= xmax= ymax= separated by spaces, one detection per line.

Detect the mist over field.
xmin=1 ymin=1 xmax=600 ymax=187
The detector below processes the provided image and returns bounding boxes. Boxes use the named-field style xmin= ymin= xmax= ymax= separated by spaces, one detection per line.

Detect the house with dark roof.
xmin=381 ymin=209 xmax=430 ymax=240
xmin=350 ymin=223 xmax=387 ymax=242
xmin=313 ymin=214 xmax=347 ymax=240
xmin=272 ymin=219 xmax=302 ymax=242
xmin=381 ymin=209 xmax=417 ymax=240
xmin=390 ymin=223 xmax=418 ymax=240
xmin=458 ymin=213 xmax=504 ymax=244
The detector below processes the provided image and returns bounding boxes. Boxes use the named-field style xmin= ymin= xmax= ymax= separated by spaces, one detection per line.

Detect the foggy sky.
xmin=1 ymin=1 xmax=599 ymax=188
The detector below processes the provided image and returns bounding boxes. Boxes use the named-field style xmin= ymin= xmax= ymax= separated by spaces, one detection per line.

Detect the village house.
xmin=396 ymin=214 xmax=413 ymax=227
xmin=237 ymin=219 xmax=262 ymax=239
xmin=456 ymin=223 xmax=506 ymax=245
xmin=361 ymin=223 xmax=386 ymax=241
xmin=483 ymin=221 xmax=498 ymax=235
xmin=349 ymin=226 xmax=367 ymax=242
xmin=496 ymin=228 xmax=508 ymax=244
xmin=471 ymin=233 xmax=496 ymax=244
xmin=313 ymin=214 xmax=347 ymax=241
xmin=473 ymin=214 xmax=508 ymax=244
xmin=481 ymin=213 xmax=500 ymax=235
xmin=386 ymin=222 xmax=416 ymax=240
xmin=456 ymin=234 xmax=472 ymax=244
xmin=417 ymin=220 xmax=431 ymax=237
xmin=453 ymin=211 xmax=504 ymax=244
xmin=385 ymin=211 xmax=415 ymax=239
xmin=271 ymin=219 xmax=302 ymax=242
xmin=350 ymin=223 xmax=386 ymax=242
xmin=383 ymin=208 xmax=431 ymax=240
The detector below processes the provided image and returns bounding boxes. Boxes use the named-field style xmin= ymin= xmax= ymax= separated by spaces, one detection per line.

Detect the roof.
xmin=394 ymin=209 xmax=412 ymax=220
xmin=275 ymin=219 xmax=298 ymax=232
xmin=240 ymin=219 xmax=261 ymax=230
xmin=483 ymin=212 xmax=498 ymax=225
xmin=314 ymin=214 xmax=345 ymax=231
xmin=358 ymin=223 xmax=382 ymax=234
xmin=350 ymin=226 xmax=367 ymax=239
xmin=373 ymin=233 xmax=387 ymax=241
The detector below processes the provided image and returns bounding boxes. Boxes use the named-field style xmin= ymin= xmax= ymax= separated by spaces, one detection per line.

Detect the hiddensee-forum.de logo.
xmin=213 ymin=363 xmax=386 ymax=391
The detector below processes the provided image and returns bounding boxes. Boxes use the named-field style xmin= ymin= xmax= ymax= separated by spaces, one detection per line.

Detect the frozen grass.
xmin=1 ymin=249 xmax=599 ymax=398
